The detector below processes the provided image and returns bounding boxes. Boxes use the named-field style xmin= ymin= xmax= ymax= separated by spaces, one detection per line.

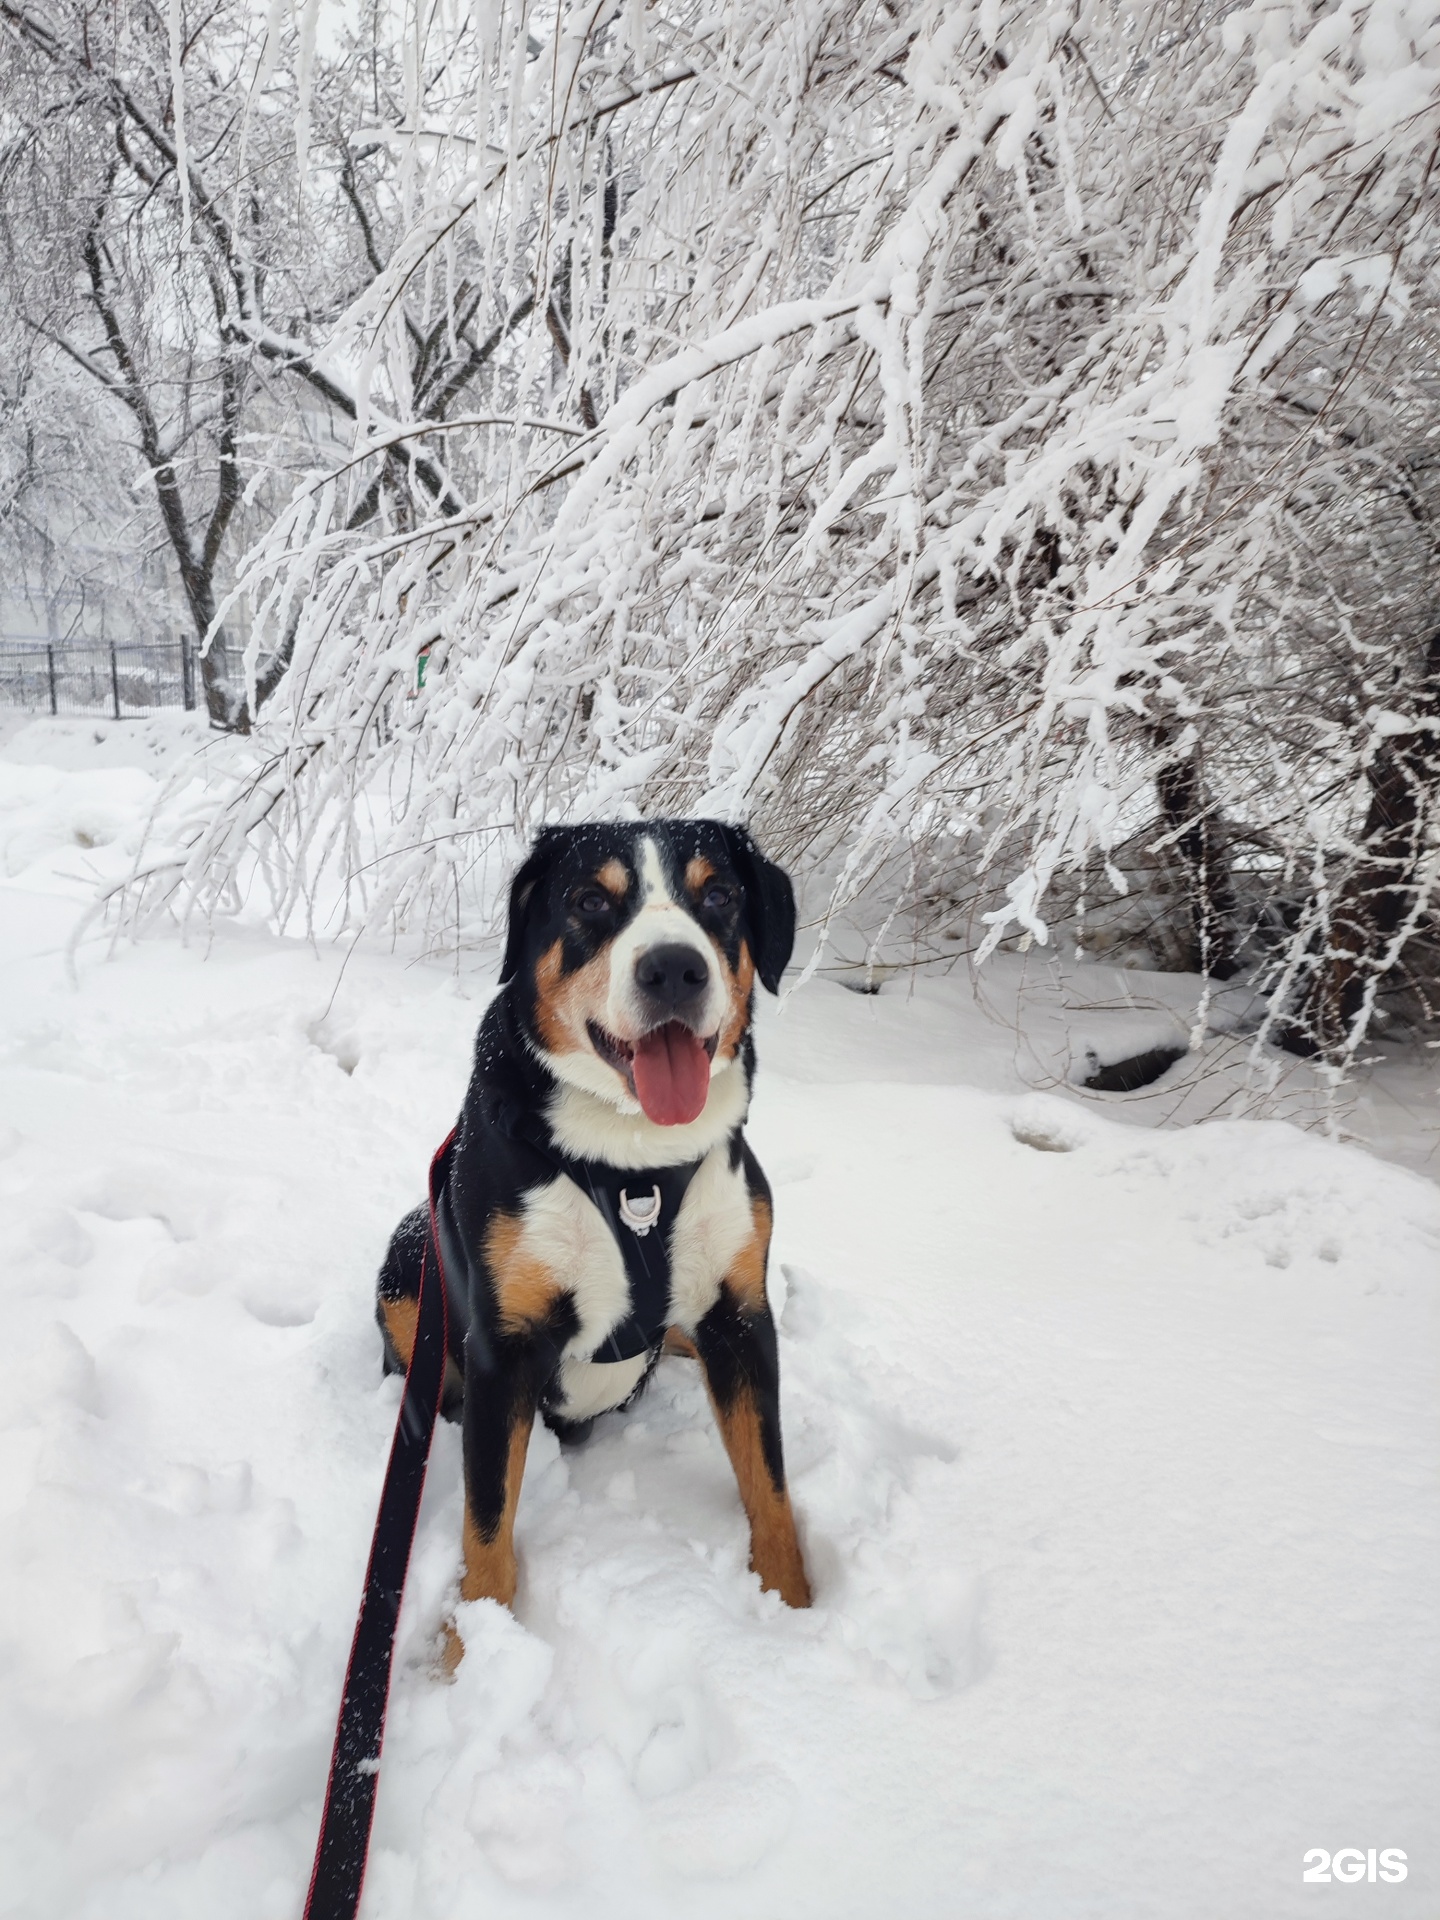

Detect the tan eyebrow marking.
xmin=685 ymin=855 xmax=716 ymax=892
xmin=597 ymin=858 xmax=630 ymax=895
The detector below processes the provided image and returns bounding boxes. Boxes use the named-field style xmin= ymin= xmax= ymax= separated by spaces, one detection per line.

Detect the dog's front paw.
xmin=754 ymin=1541 xmax=812 ymax=1609
xmin=437 ymin=1619 xmax=466 ymax=1677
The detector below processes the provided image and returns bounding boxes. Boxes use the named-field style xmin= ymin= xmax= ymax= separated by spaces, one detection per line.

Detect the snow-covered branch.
xmin=54 ymin=0 xmax=1438 ymax=1072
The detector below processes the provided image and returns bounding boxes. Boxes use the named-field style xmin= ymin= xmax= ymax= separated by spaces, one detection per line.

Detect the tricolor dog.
xmin=375 ymin=820 xmax=811 ymax=1661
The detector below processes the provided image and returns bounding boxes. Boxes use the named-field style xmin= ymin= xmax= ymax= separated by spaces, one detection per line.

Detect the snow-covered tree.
xmin=0 ymin=0 xmax=512 ymax=724
xmin=45 ymin=0 xmax=1440 ymax=1067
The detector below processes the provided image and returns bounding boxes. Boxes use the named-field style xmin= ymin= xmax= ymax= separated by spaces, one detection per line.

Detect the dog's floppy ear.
xmin=500 ymin=827 xmax=565 ymax=986
xmin=719 ymin=824 xmax=796 ymax=994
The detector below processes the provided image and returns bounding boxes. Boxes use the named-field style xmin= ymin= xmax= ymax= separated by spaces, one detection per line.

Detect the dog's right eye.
xmin=573 ymin=888 xmax=611 ymax=918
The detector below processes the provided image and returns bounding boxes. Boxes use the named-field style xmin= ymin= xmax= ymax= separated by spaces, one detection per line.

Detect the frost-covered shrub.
xmin=87 ymin=0 xmax=1438 ymax=1066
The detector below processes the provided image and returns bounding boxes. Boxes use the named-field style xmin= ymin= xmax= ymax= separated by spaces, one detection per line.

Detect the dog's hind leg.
xmin=376 ymin=1206 xmax=428 ymax=1373
xmin=376 ymin=1207 xmax=464 ymax=1418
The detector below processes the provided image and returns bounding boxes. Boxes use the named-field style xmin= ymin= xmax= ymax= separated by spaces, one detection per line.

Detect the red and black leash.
xmin=302 ymin=1133 xmax=454 ymax=1920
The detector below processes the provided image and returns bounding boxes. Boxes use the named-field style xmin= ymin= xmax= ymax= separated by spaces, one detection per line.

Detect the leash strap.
xmin=303 ymin=1113 xmax=707 ymax=1915
xmin=302 ymin=1132 xmax=455 ymax=1920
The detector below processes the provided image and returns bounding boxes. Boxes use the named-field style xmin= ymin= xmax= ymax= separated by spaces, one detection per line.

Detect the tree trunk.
xmin=1153 ymin=735 xmax=1241 ymax=980
xmin=184 ymin=575 xmax=243 ymax=731
xmin=1280 ymin=627 xmax=1440 ymax=1057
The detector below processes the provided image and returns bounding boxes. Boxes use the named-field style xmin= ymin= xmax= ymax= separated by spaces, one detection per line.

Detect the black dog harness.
xmin=474 ymin=1096 xmax=705 ymax=1362
xmin=304 ymin=1123 xmax=705 ymax=1919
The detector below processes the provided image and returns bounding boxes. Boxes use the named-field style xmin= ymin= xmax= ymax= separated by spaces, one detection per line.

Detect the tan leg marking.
xmin=461 ymin=1417 xmax=531 ymax=1603
xmin=380 ymin=1295 xmax=419 ymax=1369
xmin=708 ymin=1380 xmax=811 ymax=1609
xmin=442 ymin=1415 xmax=533 ymax=1671
xmin=705 ymin=1197 xmax=808 ymax=1605
xmin=663 ymin=1326 xmax=699 ymax=1359
xmin=484 ymin=1212 xmax=564 ymax=1335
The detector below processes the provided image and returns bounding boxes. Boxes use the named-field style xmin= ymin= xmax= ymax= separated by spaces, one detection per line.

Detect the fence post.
xmin=47 ymin=644 xmax=57 ymax=717
xmin=182 ymin=637 xmax=195 ymax=711
xmin=110 ymin=641 xmax=121 ymax=720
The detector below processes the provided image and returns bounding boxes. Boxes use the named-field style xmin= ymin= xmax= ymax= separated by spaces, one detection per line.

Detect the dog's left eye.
xmin=573 ymin=887 xmax=611 ymax=917
xmin=702 ymin=883 xmax=733 ymax=910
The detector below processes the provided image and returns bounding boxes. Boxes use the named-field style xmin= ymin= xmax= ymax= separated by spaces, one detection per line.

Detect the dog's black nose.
xmin=635 ymin=943 xmax=710 ymax=1013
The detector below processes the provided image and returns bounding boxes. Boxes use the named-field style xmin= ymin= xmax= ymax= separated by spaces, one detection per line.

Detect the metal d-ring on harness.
xmin=619 ymin=1186 xmax=661 ymax=1233
xmin=303 ymin=1121 xmax=704 ymax=1920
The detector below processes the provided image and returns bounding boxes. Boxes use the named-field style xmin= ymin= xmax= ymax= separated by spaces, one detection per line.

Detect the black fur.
xmin=717 ymin=823 xmax=797 ymax=995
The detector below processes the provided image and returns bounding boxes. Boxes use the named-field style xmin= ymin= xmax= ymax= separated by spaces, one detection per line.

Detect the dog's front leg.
xmin=442 ymin=1335 xmax=538 ymax=1669
xmin=694 ymin=1285 xmax=811 ymax=1609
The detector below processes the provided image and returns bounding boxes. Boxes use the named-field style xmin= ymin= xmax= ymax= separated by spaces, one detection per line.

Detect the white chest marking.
xmin=515 ymin=1174 xmax=630 ymax=1361
xmin=667 ymin=1146 xmax=756 ymax=1334
xmin=546 ymin=1059 xmax=748 ymax=1168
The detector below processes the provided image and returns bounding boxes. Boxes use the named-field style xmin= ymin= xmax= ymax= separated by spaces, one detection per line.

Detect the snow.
xmin=1 ymin=721 xmax=1436 ymax=1918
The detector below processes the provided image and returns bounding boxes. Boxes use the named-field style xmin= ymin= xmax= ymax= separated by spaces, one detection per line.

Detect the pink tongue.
xmin=632 ymin=1023 xmax=711 ymax=1125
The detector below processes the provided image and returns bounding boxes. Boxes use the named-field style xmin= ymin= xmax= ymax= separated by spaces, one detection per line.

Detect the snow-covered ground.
xmin=1 ymin=718 xmax=1437 ymax=1919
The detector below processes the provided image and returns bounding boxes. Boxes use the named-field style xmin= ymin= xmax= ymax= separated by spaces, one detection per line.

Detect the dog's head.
xmin=500 ymin=821 xmax=795 ymax=1126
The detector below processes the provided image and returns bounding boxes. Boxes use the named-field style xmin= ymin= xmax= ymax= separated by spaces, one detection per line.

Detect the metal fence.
xmin=0 ymin=638 xmax=214 ymax=717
